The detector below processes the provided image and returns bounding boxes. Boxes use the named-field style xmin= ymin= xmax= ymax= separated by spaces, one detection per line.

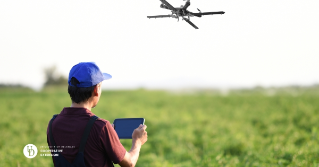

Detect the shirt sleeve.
xmin=100 ymin=121 xmax=126 ymax=164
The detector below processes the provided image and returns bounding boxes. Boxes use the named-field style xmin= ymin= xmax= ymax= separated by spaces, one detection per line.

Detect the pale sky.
xmin=1 ymin=0 xmax=318 ymax=90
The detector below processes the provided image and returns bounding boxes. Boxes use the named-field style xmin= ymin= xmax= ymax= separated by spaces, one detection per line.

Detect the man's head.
xmin=67 ymin=62 xmax=111 ymax=105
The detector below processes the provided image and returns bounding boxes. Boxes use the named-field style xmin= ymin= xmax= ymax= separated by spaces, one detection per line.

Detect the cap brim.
xmin=103 ymin=73 xmax=112 ymax=80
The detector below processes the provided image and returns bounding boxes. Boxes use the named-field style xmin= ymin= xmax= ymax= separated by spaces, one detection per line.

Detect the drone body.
xmin=147 ymin=0 xmax=225 ymax=29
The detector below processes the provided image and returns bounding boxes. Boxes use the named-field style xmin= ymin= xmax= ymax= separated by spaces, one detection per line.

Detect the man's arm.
xmin=118 ymin=124 xmax=148 ymax=167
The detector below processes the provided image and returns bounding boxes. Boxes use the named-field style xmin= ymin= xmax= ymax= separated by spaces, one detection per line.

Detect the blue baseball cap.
xmin=68 ymin=62 xmax=112 ymax=87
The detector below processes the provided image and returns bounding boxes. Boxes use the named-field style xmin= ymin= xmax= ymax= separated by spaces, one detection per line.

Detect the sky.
xmin=0 ymin=0 xmax=319 ymax=90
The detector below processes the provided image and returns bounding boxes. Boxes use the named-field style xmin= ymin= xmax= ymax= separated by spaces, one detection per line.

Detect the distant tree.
xmin=43 ymin=66 xmax=67 ymax=87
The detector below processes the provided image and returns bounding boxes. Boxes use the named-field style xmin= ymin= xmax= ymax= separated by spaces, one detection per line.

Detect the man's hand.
xmin=132 ymin=124 xmax=148 ymax=145
xmin=118 ymin=124 xmax=148 ymax=167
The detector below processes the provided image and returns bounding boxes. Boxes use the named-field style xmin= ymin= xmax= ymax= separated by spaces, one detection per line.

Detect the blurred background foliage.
xmin=1 ymin=68 xmax=319 ymax=166
xmin=0 ymin=84 xmax=319 ymax=166
xmin=43 ymin=65 xmax=68 ymax=87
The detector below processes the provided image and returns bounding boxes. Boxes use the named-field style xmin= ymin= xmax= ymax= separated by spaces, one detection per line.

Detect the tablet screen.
xmin=113 ymin=118 xmax=145 ymax=139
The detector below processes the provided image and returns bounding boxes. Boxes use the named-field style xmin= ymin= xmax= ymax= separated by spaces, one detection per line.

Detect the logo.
xmin=23 ymin=144 xmax=38 ymax=158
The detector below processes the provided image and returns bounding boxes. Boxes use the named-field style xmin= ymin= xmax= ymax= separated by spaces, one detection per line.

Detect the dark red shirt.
xmin=47 ymin=107 xmax=126 ymax=167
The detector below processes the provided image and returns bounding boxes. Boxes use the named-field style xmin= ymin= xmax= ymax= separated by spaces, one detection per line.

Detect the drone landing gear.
xmin=176 ymin=14 xmax=180 ymax=22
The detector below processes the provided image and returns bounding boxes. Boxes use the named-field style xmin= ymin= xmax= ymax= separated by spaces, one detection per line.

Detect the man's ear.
xmin=93 ymin=85 xmax=99 ymax=96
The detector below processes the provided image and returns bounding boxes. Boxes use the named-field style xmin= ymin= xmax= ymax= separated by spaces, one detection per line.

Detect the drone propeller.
xmin=191 ymin=11 xmax=225 ymax=17
xmin=200 ymin=11 xmax=225 ymax=15
xmin=191 ymin=12 xmax=202 ymax=17
xmin=182 ymin=16 xmax=198 ymax=29
xmin=159 ymin=0 xmax=176 ymax=11
xmin=197 ymin=8 xmax=201 ymax=13
xmin=147 ymin=15 xmax=176 ymax=19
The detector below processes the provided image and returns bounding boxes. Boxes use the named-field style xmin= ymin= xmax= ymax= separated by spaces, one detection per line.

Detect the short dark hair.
xmin=68 ymin=77 xmax=95 ymax=103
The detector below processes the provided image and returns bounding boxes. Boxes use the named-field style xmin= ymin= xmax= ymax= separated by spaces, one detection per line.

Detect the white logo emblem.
xmin=23 ymin=144 xmax=38 ymax=158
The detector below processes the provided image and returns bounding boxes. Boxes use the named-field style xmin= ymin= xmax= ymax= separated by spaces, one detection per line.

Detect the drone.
xmin=147 ymin=0 xmax=225 ymax=29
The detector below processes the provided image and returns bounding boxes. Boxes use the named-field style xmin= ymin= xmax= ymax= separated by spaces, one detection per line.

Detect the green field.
xmin=1 ymin=87 xmax=319 ymax=166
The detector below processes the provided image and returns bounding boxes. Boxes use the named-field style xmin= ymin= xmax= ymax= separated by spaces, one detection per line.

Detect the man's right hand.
xmin=132 ymin=124 xmax=148 ymax=145
xmin=119 ymin=124 xmax=147 ymax=167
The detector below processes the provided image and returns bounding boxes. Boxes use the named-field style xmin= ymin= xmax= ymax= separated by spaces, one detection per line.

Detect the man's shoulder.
xmin=96 ymin=118 xmax=110 ymax=124
xmin=93 ymin=118 xmax=118 ymax=139
xmin=94 ymin=118 xmax=112 ymax=129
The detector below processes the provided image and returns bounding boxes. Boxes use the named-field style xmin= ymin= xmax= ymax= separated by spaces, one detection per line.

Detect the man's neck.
xmin=71 ymin=102 xmax=92 ymax=111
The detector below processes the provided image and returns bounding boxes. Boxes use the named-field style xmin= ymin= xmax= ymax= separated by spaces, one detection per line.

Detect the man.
xmin=47 ymin=62 xmax=147 ymax=167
